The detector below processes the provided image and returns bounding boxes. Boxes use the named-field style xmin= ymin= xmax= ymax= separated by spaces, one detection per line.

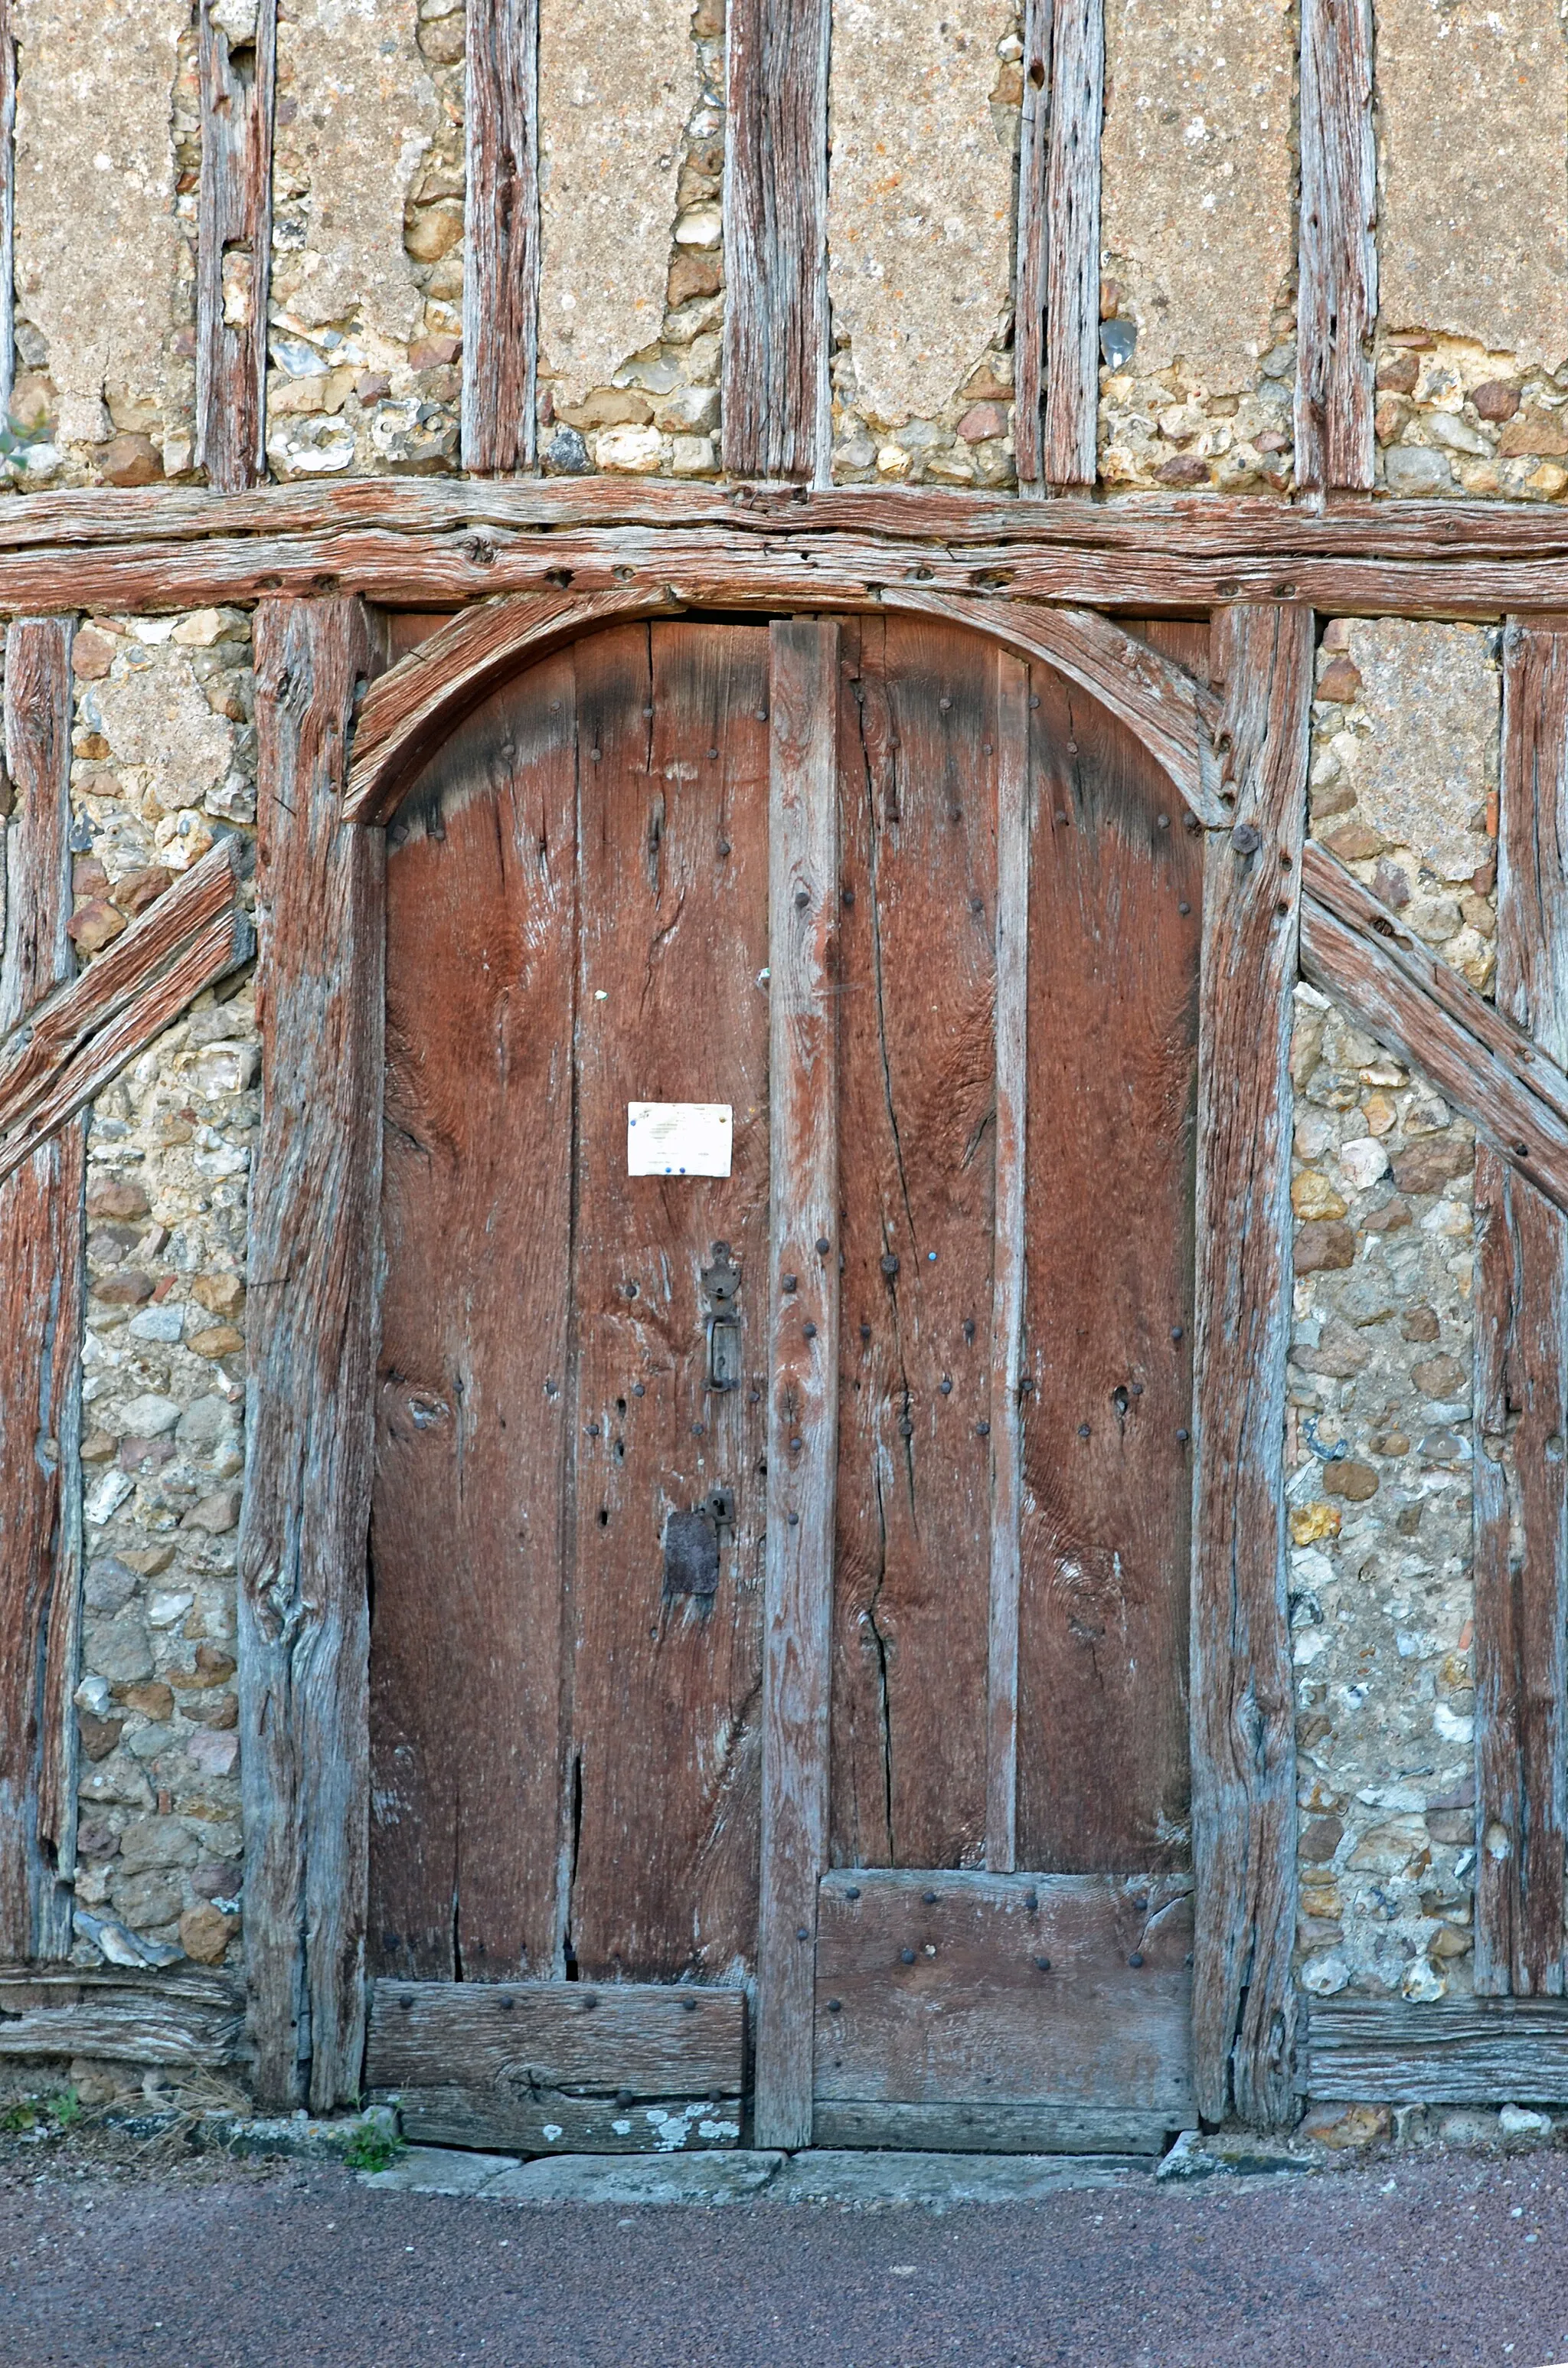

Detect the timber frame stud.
xmin=3 ymin=486 xmax=1568 ymax=2121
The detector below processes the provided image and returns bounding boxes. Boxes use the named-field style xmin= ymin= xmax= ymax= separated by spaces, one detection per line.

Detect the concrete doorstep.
xmin=359 ymin=2146 xmax=1150 ymax=2206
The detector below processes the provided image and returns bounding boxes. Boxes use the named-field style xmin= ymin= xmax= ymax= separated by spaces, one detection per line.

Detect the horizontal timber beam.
xmin=0 ymin=834 xmax=253 ymax=1184
xmin=1301 ymin=841 xmax=1568 ymax=1215
xmin=0 ymin=1963 xmax=246 ymax=2067
xmin=1308 ymin=1996 xmax=1568 ymax=2105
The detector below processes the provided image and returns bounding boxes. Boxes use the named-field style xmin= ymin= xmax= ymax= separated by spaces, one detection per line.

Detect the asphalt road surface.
xmin=7 ymin=2146 xmax=1568 ymax=2368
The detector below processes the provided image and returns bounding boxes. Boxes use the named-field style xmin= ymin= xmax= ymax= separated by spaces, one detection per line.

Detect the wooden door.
xmin=362 ymin=614 xmax=1202 ymax=2157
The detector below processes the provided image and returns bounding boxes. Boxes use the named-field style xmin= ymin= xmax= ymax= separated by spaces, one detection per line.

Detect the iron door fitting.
xmin=702 ymin=1241 xmax=741 ymax=1392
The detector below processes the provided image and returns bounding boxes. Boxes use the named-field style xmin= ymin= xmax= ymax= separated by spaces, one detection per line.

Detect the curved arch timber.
xmin=343 ymin=581 xmax=1229 ymax=830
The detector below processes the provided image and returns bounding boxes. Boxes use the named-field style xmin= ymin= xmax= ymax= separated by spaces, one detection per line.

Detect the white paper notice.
xmin=627 ymin=1102 xmax=733 ymax=1178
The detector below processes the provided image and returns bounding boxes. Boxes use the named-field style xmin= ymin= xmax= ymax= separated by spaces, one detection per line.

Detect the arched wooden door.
xmin=362 ymin=610 xmax=1204 ymax=2156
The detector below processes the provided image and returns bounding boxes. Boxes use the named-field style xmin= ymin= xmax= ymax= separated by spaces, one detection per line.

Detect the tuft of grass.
xmin=1 ymin=2087 xmax=80 ymax=2137
xmin=342 ymin=2118 xmax=403 ymax=2173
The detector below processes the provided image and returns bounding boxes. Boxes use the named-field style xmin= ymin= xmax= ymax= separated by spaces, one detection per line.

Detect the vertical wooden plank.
xmin=462 ymin=0 xmax=539 ymax=475
xmin=1017 ymin=0 xmax=1102 ymax=493
xmin=1474 ymin=620 xmax=1568 ymax=1998
xmin=755 ymin=617 xmax=839 ymax=2150
xmin=194 ymin=0 xmax=276 ymax=493
xmin=1190 ymin=601 xmax=1310 ymax=2129
xmin=1015 ymin=628 xmax=1203 ymax=1876
xmin=240 ymin=597 xmax=381 ymax=2110
xmin=831 ymin=618 xmax=1000 ymax=1873
xmin=564 ymin=622 xmax=771 ymax=1981
xmin=722 ymin=0 xmax=830 ymax=484
xmin=0 ymin=617 xmax=80 ymax=1962
xmin=0 ymin=0 xmax=15 ymax=423
xmin=985 ymin=654 xmax=1030 ymax=1874
xmin=1040 ymin=0 xmax=1102 ymax=492
xmin=370 ymin=653 xmax=577 ymax=1981
xmin=1011 ymin=0 xmax=1052 ymax=495
xmin=1295 ymin=0 xmax=1377 ymax=495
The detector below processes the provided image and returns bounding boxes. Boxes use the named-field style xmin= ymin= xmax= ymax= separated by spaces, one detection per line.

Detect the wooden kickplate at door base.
xmin=364 ymin=1982 xmax=746 ymax=2154
xmin=812 ymin=1870 xmax=1196 ymax=2152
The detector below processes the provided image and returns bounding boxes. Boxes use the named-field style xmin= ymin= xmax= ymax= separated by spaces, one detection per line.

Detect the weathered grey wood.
xmin=0 ymin=1976 xmax=245 ymax=2067
xmin=1295 ymin=0 xmax=1376 ymax=493
xmin=1039 ymin=0 xmax=1102 ymax=491
xmin=347 ymin=587 xmax=1223 ymax=834
xmin=462 ymin=0 xmax=538 ymax=473
xmin=754 ymin=619 xmax=840 ymax=2151
xmin=194 ymin=0 xmax=276 ymax=492
xmin=29 ymin=477 xmax=1568 ymax=561
xmin=810 ymin=2102 xmax=1174 ymax=2154
xmin=368 ymin=1979 xmax=743 ymax=2153
xmin=240 ymin=596 xmax=382 ymax=2110
xmin=814 ymin=1869 xmax=1194 ymax=2118
xmin=366 ymin=1981 xmax=742 ymax=2088
xmin=0 ymin=0 xmax=15 ymax=424
xmin=1012 ymin=0 xmax=1052 ymax=493
xmin=0 ymin=839 xmax=251 ymax=1185
xmin=0 ymin=619 xmax=82 ymax=1964
xmin=985 ymin=657 xmax=1031 ymax=1872
xmin=1474 ymin=619 xmax=1568 ymax=1997
xmin=1308 ymin=1996 xmax=1568 ymax=2103
xmin=1190 ymin=603 xmax=1311 ymax=2128
xmin=722 ymin=0 xmax=830 ymax=482
xmin=1301 ymin=852 xmax=1568 ymax=1219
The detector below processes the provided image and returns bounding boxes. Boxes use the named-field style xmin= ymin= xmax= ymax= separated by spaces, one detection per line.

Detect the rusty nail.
xmin=399 ymin=1994 xmax=413 ymax=2010
xmin=1157 ymin=813 xmax=1170 ymax=830
xmin=900 ymin=1948 xmax=916 ymax=1964
xmin=788 ymin=1512 xmax=799 ymax=1526
xmin=842 ymin=887 xmax=855 ymax=907
xmin=845 ymin=1886 xmax=860 ymax=1900
xmin=1129 ymin=1951 xmax=1145 ymax=1968
xmin=790 ymin=1435 xmax=803 ymax=1451
xmin=803 ymin=1322 xmax=817 ymax=1339
xmin=1034 ymin=1955 xmax=1050 ymax=1972
xmin=783 ymin=1274 xmax=798 ymax=1291
xmin=1024 ymin=1890 xmax=1038 ymax=1913
xmin=898 ymin=1418 xmax=914 ymax=1439
xmin=976 ymin=1421 xmax=990 ymax=1437
xmin=616 ymin=2090 xmax=635 ymax=2108
xmin=795 ymin=885 xmax=810 ymax=908
xmin=1078 ymin=1423 xmax=1090 ymax=1439
xmin=939 ymin=695 xmax=952 ymax=711
xmin=921 ymin=1889 xmax=938 ymax=1905
xmin=1054 ymin=809 xmax=1068 ymax=825
xmin=827 ymin=1998 xmax=843 ymax=2013
xmin=717 ymin=839 xmax=731 ymax=857
xmin=881 ymin=1253 xmax=900 ymax=1277
xmin=816 ymin=1236 xmax=831 ymax=1254
xmin=797 ymin=1926 xmax=810 ymax=1941
xmin=963 ymin=1318 xmax=975 ymax=1343
xmin=859 ymin=1322 xmax=872 ymax=1341
xmin=939 ymin=1378 xmax=952 ymax=1396
xmin=1178 ymin=900 xmax=1191 ymax=915
xmin=1171 ymin=1324 xmax=1184 ymax=1341
xmin=633 ymin=1382 xmax=645 ymax=1397
xmin=1177 ymin=1427 xmax=1190 ymax=1443
xmin=1233 ymin=821 xmax=1262 ymax=856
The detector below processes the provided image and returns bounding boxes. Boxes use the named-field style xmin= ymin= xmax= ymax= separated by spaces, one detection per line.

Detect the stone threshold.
xmin=358 ymin=2145 xmax=1155 ymax=2207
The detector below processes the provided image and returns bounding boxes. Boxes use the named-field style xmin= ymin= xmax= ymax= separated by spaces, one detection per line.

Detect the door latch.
xmin=702 ymin=1241 xmax=741 ymax=1392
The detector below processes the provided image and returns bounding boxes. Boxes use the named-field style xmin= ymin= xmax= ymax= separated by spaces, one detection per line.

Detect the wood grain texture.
xmin=1308 ymin=1996 xmax=1568 ymax=2103
xmin=809 ymin=2101 xmax=1171 ymax=2151
xmin=365 ymin=1978 xmax=743 ymax=2147
xmin=0 ymin=618 xmax=82 ymax=1964
xmin=831 ymin=617 xmax=1000 ymax=1874
xmin=371 ymin=653 xmax=578 ymax=1983
xmin=1016 ymin=623 xmax=1203 ymax=1879
xmin=754 ymin=618 xmax=840 ymax=2150
xmin=462 ymin=0 xmax=538 ymax=473
xmin=0 ymin=0 xmax=14 ymax=424
xmin=1189 ymin=603 xmax=1311 ymax=2129
xmin=1040 ymin=0 xmax=1103 ymax=491
xmin=564 ymin=624 xmax=770 ymax=1982
xmin=1474 ymin=617 xmax=1568 ymax=1997
xmin=345 ymin=587 xmax=671 ymax=823
xmin=348 ymin=587 xmax=1221 ymax=836
xmin=0 ymin=848 xmax=251 ymax=1188
xmin=1011 ymin=0 xmax=1052 ymax=493
xmin=240 ymin=597 xmax=382 ymax=2110
xmin=985 ymin=659 xmax=1031 ymax=1872
xmin=194 ymin=0 xmax=276 ymax=492
xmin=10 ymin=523 xmax=1568 ymax=622
xmin=813 ymin=1869 xmax=1194 ymax=2118
xmin=1295 ymin=0 xmax=1377 ymax=492
xmin=1300 ymin=852 xmax=1568 ymax=1218
xmin=722 ymin=0 xmax=830 ymax=482
xmin=29 ymin=477 xmax=1568 ymax=558
xmin=0 ymin=1974 xmax=245 ymax=2066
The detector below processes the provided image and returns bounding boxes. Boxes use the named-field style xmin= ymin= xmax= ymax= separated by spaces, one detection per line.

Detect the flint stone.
xmin=85 ymin=1617 xmax=154 ymax=1686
